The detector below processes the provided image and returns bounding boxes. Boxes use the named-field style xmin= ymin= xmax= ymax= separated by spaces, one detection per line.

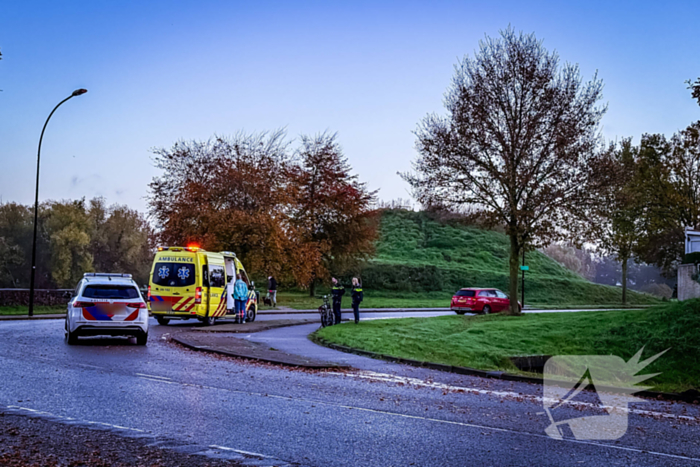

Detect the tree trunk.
xmin=309 ymin=279 xmax=316 ymax=298
xmin=621 ymin=256 xmax=628 ymax=305
xmin=506 ymin=233 xmax=521 ymax=315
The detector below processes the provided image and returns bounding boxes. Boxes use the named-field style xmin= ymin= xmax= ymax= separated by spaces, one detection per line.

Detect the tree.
xmin=44 ymin=200 xmax=94 ymax=287
xmin=292 ymin=133 xmax=378 ymax=295
xmin=687 ymin=78 xmax=700 ymax=106
xmin=88 ymin=199 xmax=154 ymax=286
xmin=0 ymin=203 xmax=38 ymax=287
xmin=542 ymin=243 xmax=597 ymax=281
xmin=149 ymin=132 xmax=314 ymax=285
xmin=635 ymin=124 xmax=700 ymax=273
xmin=402 ymin=28 xmax=605 ymax=314
xmin=0 ymin=199 xmax=153 ymax=288
xmin=587 ymin=139 xmax=642 ymax=304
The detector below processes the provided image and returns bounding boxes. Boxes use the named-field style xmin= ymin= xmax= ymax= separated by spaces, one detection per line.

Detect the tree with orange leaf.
xmin=148 ymin=131 xmax=317 ymax=285
xmin=291 ymin=133 xmax=378 ymax=295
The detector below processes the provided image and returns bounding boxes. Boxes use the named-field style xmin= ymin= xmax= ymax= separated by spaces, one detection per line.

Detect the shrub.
xmin=682 ymin=252 xmax=700 ymax=265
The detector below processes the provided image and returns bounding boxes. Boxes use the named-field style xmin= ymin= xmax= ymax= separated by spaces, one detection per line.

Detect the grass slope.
xmin=316 ymin=299 xmax=700 ymax=393
xmin=361 ymin=210 xmax=657 ymax=306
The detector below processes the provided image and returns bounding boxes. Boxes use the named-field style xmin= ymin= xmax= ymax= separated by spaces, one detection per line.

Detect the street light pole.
xmin=28 ymin=89 xmax=87 ymax=316
xmin=521 ymin=246 xmax=525 ymax=308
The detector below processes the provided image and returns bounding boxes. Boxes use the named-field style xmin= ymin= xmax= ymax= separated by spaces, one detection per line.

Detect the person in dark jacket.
xmin=351 ymin=277 xmax=363 ymax=324
xmin=331 ymin=277 xmax=345 ymax=325
xmin=267 ymin=275 xmax=278 ymax=307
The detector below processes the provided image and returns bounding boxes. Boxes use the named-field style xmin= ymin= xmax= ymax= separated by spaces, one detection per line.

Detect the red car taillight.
xmin=73 ymin=301 xmax=95 ymax=308
xmin=195 ymin=287 xmax=202 ymax=304
xmin=147 ymin=285 xmax=151 ymax=302
xmin=127 ymin=302 xmax=147 ymax=309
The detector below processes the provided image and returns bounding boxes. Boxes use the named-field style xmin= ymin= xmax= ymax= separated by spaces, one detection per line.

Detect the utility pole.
xmin=521 ymin=246 xmax=525 ymax=307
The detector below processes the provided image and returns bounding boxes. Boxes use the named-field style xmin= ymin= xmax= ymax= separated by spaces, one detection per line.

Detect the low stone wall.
xmin=678 ymin=264 xmax=700 ymax=301
xmin=0 ymin=289 xmax=71 ymax=307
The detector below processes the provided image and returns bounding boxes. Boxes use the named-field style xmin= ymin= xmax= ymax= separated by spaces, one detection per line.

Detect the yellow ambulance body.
xmin=148 ymin=246 xmax=257 ymax=325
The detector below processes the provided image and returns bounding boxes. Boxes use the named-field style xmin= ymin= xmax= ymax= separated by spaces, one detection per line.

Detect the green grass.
xmin=353 ymin=210 xmax=659 ymax=307
xmin=315 ymin=299 xmax=700 ymax=393
xmin=269 ymin=291 xmax=653 ymax=310
xmin=268 ymin=291 xmax=452 ymax=310
xmin=0 ymin=305 xmax=66 ymax=316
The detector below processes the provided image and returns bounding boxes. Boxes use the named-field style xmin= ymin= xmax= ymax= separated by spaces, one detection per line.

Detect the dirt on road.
xmin=0 ymin=411 xmax=248 ymax=467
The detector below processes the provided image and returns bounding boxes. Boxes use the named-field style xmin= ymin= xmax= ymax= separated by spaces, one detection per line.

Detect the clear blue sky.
xmin=1 ymin=0 xmax=698 ymax=213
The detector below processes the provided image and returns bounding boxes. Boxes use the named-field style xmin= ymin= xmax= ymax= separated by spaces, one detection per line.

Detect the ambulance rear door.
xmin=204 ymin=252 xmax=227 ymax=318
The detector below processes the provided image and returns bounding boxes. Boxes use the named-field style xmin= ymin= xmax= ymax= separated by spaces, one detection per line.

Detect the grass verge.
xmin=270 ymin=291 xmax=655 ymax=310
xmin=315 ymin=299 xmax=700 ymax=393
xmin=271 ymin=291 xmax=451 ymax=310
xmin=0 ymin=306 xmax=66 ymax=316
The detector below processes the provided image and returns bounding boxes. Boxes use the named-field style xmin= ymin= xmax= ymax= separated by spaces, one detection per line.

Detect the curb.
xmin=171 ymin=335 xmax=348 ymax=370
xmin=310 ymin=335 xmax=699 ymax=404
xmin=258 ymin=308 xmax=450 ymax=314
xmin=194 ymin=319 xmax=317 ymax=333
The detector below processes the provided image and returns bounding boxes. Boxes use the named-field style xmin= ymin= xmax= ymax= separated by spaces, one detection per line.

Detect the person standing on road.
xmin=226 ymin=276 xmax=235 ymax=315
xmin=331 ymin=277 xmax=345 ymax=325
xmin=351 ymin=277 xmax=363 ymax=324
xmin=267 ymin=275 xmax=278 ymax=307
xmin=234 ymin=273 xmax=249 ymax=323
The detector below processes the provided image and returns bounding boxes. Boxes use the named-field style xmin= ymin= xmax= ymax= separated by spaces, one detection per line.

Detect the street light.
xmin=28 ymin=89 xmax=87 ymax=316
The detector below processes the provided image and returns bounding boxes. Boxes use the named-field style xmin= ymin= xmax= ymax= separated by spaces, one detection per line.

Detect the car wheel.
xmin=246 ymin=305 xmax=257 ymax=322
xmin=482 ymin=305 xmax=491 ymax=315
xmin=135 ymin=333 xmax=148 ymax=345
xmin=203 ymin=315 xmax=216 ymax=326
xmin=156 ymin=316 xmax=170 ymax=326
xmin=65 ymin=328 xmax=79 ymax=345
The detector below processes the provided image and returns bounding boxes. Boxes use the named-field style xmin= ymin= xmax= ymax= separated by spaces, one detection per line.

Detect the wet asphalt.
xmin=0 ymin=316 xmax=698 ymax=467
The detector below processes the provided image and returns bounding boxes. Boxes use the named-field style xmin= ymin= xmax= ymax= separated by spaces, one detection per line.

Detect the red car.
xmin=451 ymin=288 xmax=522 ymax=314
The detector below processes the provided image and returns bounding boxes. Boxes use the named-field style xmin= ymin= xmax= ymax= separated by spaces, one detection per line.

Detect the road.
xmin=0 ymin=316 xmax=698 ymax=466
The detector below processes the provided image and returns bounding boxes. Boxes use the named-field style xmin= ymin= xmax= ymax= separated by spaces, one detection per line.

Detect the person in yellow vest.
xmin=331 ymin=277 xmax=345 ymax=325
xmin=351 ymin=277 xmax=363 ymax=324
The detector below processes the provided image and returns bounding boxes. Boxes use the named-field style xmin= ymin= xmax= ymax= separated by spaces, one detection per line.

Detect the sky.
xmin=1 ymin=0 xmax=699 ymax=214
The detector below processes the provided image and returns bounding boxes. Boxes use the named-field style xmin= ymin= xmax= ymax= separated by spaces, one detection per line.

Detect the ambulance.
xmin=148 ymin=246 xmax=258 ymax=325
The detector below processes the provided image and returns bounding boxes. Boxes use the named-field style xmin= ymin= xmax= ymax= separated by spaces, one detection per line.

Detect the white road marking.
xmin=323 ymin=402 xmax=700 ymax=463
xmin=330 ymin=370 xmax=699 ymax=423
xmin=124 ymin=371 xmax=700 ymax=462
xmin=6 ymin=405 xmax=146 ymax=432
xmin=138 ymin=376 xmax=178 ymax=385
xmin=136 ymin=373 xmax=173 ymax=381
xmin=209 ymin=445 xmax=274 ymax=458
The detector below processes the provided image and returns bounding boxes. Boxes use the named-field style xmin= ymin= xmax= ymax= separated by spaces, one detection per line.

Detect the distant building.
xmin=686 ymin=229 xmax=700 ymax=255
xmin=678 ymin=229 xmax=700 ymax=301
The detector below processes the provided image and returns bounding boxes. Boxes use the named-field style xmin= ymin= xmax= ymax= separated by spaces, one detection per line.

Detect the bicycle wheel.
xmin=319 ymin=306 xmax=329 ymax=327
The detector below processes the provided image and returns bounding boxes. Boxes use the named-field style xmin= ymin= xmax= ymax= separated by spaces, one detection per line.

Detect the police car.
xmin=65 ymin=273 xmax=149 ymax=345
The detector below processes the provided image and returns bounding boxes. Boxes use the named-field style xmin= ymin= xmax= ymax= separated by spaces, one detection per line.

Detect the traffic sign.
xmin=520 ymin=265 xmax=530 ymax=271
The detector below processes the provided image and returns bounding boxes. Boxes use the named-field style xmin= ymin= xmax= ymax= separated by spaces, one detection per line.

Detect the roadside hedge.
xmin=682 ymin=252 xmax=700 ymax=265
